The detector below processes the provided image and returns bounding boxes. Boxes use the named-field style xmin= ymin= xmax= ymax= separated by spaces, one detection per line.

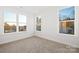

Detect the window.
xmin=4 ymin=11 xmax=27 ymax=33
xmin=59 ymin=7 xmax=75 ymax=35
xmin=18 ymin=15 xmax=27 ymax=31
xmin=36 ymin=17 xmax=41 ymax=31
xmin=4 ymin=11 xmax=16 ymax=33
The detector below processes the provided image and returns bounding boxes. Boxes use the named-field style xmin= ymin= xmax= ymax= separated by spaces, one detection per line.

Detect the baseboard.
xmin=36 ymin=34 xmax=79 ymax=48
xmin=0 ymin=34 xmax=33 ymax=45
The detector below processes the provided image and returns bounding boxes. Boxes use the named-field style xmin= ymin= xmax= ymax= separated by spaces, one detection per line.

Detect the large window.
xmin=4 ymin=11 xmax=27 ymax=33
xmin=18 ymin=15 xmax=27 ymax=32
xmin=4 ymin=11 xmax=16 ymax=33
xmin=59 ymin=7 xmax=75 ymax=35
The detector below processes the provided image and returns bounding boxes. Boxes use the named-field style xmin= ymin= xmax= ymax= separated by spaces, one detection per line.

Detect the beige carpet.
xmin=0 ymin=36 xmax=79 ymax=53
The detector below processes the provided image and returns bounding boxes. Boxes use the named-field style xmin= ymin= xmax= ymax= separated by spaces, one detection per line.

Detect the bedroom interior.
xmin=0 ymin=6 xmax=79 ymax=53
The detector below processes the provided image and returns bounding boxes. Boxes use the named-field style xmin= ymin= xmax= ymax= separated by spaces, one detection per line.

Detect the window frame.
xmin=18 ymin=14 xmax=27 ymax=32
xmin=4 ymin=11 xmax=17 ymax=33
xmin=4 ymin=11 xmax=27 ymax=34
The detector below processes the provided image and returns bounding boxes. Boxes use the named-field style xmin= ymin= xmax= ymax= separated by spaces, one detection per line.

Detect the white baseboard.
xmin=36 ymin=34 xmax=79 ymax=48
xmin=0 ymin=34 xmax=33 ymax=45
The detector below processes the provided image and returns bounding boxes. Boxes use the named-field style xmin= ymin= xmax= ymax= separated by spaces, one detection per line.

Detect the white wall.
xmin=35 ymin=6 xmax=79 ymax=48
xmin=0 ymin=7 xmax=35 ymax=44
xmin=0 ymin=6 xmax=79 ymax=48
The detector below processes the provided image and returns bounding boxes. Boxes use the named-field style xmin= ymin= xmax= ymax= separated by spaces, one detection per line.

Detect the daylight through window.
xmin=4 ymin=11 xmax=16 ymax=33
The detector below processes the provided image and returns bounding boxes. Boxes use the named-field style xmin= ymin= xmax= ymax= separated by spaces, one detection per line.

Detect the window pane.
xmin=19 ymin=15 xmax=26 ymax=23
xmin=59 ymin=7 xmax=75 ymax=21
xmin=4 ymin=22 xmax=16 ymax=33
xmin=59 ymin=21 xmax=74 ymax=35
xmin=36 ymin=17 xmax=41 ymax=31
xmin=4 ymin=11 xmax=16 ymax=33
xmin=19 ymin=23 xmax=26 ymax=31
xmin=18 ymin=15 xmax=27 ymax=32
xmin=4 ymin=11 xmax=16 ymax=22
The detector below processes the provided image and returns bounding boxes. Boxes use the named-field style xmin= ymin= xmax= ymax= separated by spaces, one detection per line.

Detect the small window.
xmin=18 ymin=15 xmax=27 ymax=32
xmin=36 ymin=17 xmax=41 ymax=31
xmin=4 ymin=11 xmax=16 ymax=33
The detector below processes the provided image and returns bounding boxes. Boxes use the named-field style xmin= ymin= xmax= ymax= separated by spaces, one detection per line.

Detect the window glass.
xmin=19 ymin=15 xmax=26 ymax=31
xmin=4 ymin=11 xmax=16 ymax=33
